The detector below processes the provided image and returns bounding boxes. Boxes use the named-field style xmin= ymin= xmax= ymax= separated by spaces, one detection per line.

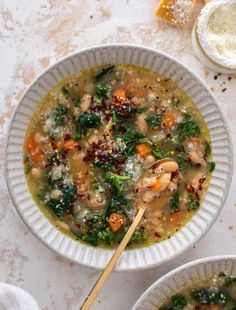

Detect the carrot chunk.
xmin=64 ymin=139 xmax=80 ymax=150
xmin=136 ymin=143 xmax=151 ymax=156
xmin=163 ymin=113 xmax=175 ymax=128
xmin=56 ymin=140 xmax=65 ymax=149
xmin=169 ymin=211 xmax=182 ymax=224
xmin=151 ymin=179 xmax=161 ymax=192
xmin=113 ymin=89 xmax=126 ymax=100
xmin=191 ymin=137 xmax=201 ymax=144
xmin=26 ymin=135 xmax=37 ymax=154
xmin=135 ymin=89 xmax=143 ymax=98
xmin=26 ymin=135 xmax=43 ymax=166
xmin=108 ymin=213 xmax=125 ymax=232
xmin=31 ymin=149 xmax=43 ymax=166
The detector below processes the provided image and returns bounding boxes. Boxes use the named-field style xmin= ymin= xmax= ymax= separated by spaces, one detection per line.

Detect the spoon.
xmin=80 ymin=158 xmax=178 ymax=310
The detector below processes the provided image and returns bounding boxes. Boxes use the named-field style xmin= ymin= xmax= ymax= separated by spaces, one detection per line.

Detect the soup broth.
xmin=24 ymin=64 xmax=214 ymax=248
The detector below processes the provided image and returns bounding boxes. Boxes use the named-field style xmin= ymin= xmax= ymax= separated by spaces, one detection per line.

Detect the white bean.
xmin=168 ymin=181 xmax=177 ymax=192
xmin=145 ymin=154 xmax=155 ymax=165
xmin=159 ymin=173 xmax=171 ymax=191
xmin=135 ymin=113 xmax=148 ymax=134
xmin=81 ymin=94 xmax=92 ymax=112
xmin=31 ymin=168 xmax=42 ymax=180
xmin=141 ymin=175 xmax=157 ymax=188
xmin=189 ymin=150 xmax=205 ymax=165
xmin=142 ymin=190 xmax=155 ymax=203
xmin=159 ymin=161 xmax=179 ymax=173
xmin=50 ymin=189 xmax=61 ymax=200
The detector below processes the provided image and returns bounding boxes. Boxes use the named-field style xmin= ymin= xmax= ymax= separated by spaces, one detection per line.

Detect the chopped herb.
xmin=175 ymin=153 xmax=192 ymax=173
xmin=105 ymin=172 xmax=130 ymax=194
xmin=74 ymin=98 xmax=81 ymax=107
xmin=191 ymin=288 xmax=229 ymax=305
xmin=61 ymin=86 xmax=69 ymax=96
xmin=187 ymin=195 xmax=199 ymax=210
xmin=52 ymin=105 xmax=68 ymax=126
xmin=172 ymin=99 xmax=180 ymax=107
xmin=209 ymin=161 xmax=216 ymax=172
xmin=107 ymin=194 xmax=131 ymax=215
xmin=224 ymin=276 xmax=236 ymax=287
xmin=96 ymin=82 xmax=112 ymax=99
xmin=137 ymin=106 xmax=148 ymax=113
xmin=114 ymin=104 xmax=137 ymax=119
xmin=73 ymin=212 xmax=106 ymax=246
xmin=75 ymin=111 xmax=101 ymax=139
xmin=170 ymin=190 xmax=180 ymax=212
xmin=205 ymin=141 xmax=211 ymax=156
xmin=120 ymin=128 xmax=151 ymax=155
xmin=178 ymin=114 xmax=200 ymax=140
xmin=92 ymin=183 xmax=104 ymax=191
xmin=47 ymin=184 xmax=77 ymax=218
xmin=95 ymin=65 xmax=115 ymax=80
xmin=145 ymin=113 xmax=162 ymax=129
xmin=160 ymin=294 xmax=187 ymax=310
xmin=152 ymin=145 xmax=172 ymax=159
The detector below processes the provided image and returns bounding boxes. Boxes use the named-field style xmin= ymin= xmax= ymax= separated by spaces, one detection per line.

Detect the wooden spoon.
xmin=80 ymin=158 xmax=177 ymax=310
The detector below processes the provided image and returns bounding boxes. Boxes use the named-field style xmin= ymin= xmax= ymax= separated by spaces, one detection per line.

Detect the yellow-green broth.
xmin=24 ymin=64 xmax=214 ymax=248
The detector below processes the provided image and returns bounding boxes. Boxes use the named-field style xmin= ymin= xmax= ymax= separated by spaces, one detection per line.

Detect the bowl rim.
xmin=132 ymin=255 xmax=236 ymax=309
xmin=4 ymin=43 xmax=233 ymax=271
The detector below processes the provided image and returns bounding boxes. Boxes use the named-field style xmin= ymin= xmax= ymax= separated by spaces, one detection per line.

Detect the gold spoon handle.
xmin=80 ymin=206 xmax=146 ymax=310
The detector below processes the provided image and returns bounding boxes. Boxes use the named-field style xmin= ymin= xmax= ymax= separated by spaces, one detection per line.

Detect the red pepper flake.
xmin=222 ymin=88 xmax=227 ymax=93
xmin=154 ymin=232 xmax=161 ymax=238
xmin=228 ymin=76 xmax=232 ymax=81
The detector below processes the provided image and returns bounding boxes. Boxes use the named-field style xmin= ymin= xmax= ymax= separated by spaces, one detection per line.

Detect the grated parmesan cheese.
xmin=197 ymin=0 xmax=236 ymax=69
xmin=155 ymin=0 xmax=196 ymax=28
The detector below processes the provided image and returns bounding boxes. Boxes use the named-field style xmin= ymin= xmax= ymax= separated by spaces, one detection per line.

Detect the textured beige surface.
xmin=0 ymin=1 xmax=236 ymax=309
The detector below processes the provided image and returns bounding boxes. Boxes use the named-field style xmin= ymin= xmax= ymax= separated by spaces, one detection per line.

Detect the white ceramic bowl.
xmin=5 ymin=44 xmax=233 ymax=271
xmin=132 ymin=255 xmax=236 ymax=309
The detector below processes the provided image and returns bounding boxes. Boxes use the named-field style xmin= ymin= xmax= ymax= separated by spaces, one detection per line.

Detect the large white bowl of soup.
xmin=5 ymin=45 xmax=232 ymax=270
xmin=132 ymin=255 xmax=236 ymax=309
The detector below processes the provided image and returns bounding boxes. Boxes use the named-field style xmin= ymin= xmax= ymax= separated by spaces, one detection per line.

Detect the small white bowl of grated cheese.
xmin=192 ymin=0 xmax=236 ymax=74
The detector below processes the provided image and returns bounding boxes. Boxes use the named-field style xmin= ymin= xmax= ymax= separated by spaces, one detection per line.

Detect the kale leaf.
xmin=160 ymin=294 xmax=187 ymax=310
xmin=224 ymin=276 xmax=236 ymax=287
xmin=47 ymin=184 xmax=77 ymax=218
xmin=52 ymin=105 xmax=68 ymax=126
xmin=145 ymin=113 xmax=162 ymax=129
xmin=120 ymin=128 xmax=151 ymax=155
xmin=187 ymin=195 xmax=199 ymax=210
xmin=96 ymin=82 xmax=112 ymax=100
xmin=170 ymin=190 xmax=180 ymax=212
xmin=191 ymin=288 xmax=229 ymax=305
xmin=170 ymin=294 xmax=187 ymax=310
xmin=107 ymin=194 xmax=132 ymax=215
xmin=75 ymin=111 xmax=101 ymax=140
xmin=175 ymin=153 xmax=192 ymax=173
xmin=72 ymin=212 xmax=107 ymax=246
xmin=178 ymin=114 xmax=200 ymax=141
xmin=61 ymin=86 xmax=69 ymax=96
xmin=205 ymin=140 xmax=211 ymax=156
xmin=105 ymin=172 xmax=130 ymax=194
xmin=152 ymin=145 xmax=172 ymax=160
xmin=95 ymin=65 xmax=115 ymax=80
xmin=209 ymin=161 xmax=216 ymax=172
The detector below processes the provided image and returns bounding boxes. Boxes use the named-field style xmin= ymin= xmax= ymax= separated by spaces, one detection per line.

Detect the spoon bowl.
xmin=80 ymin=158 xmax=179 ymax=310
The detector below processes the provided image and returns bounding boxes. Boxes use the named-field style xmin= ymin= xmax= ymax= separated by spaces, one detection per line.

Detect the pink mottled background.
xmin=0 ymin=1 xmax=236 ymax=309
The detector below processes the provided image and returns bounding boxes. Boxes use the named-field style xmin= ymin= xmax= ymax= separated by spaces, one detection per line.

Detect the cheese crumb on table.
xmin=155 ymin=0 xmax=196 ymax=28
